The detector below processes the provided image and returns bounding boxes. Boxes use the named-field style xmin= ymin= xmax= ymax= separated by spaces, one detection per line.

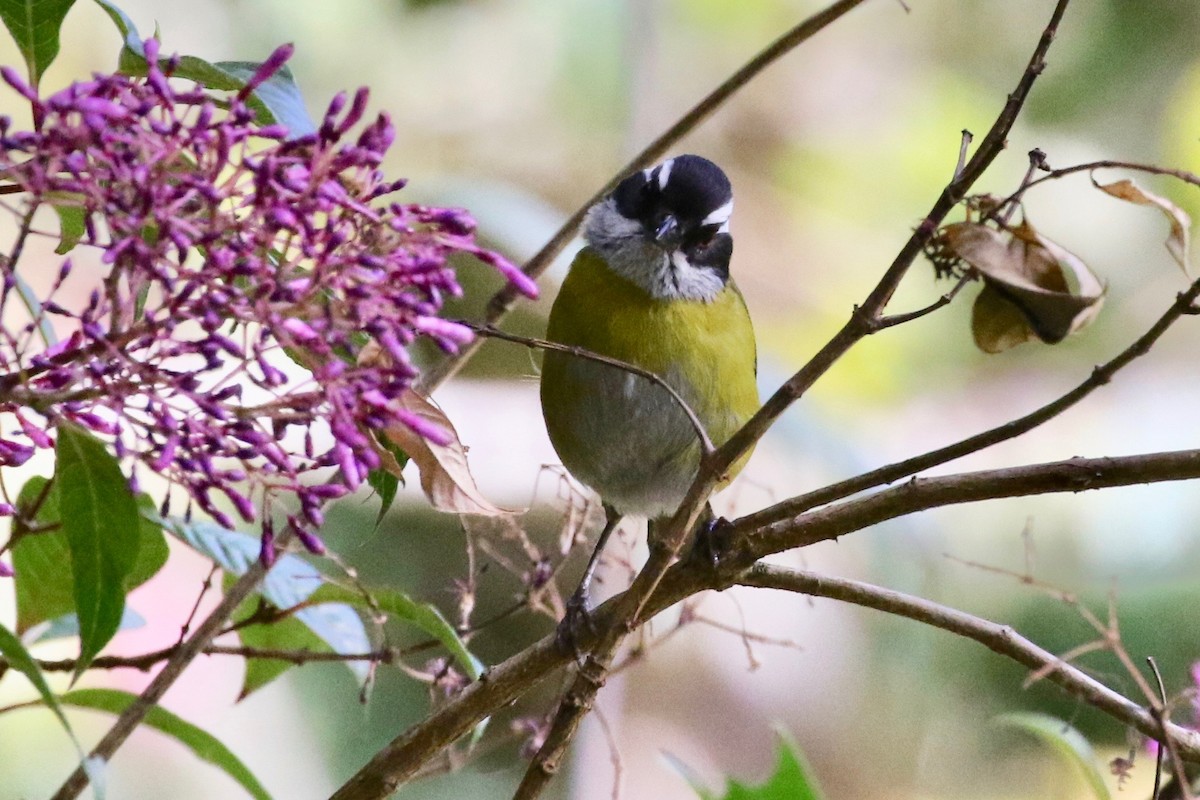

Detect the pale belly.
xmin=546 ymin=357 xmax=709 ymax=518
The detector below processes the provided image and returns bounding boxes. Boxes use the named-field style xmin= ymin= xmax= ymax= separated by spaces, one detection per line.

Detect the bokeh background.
xmin=3 ymin=0 xmax=1200 ymax=798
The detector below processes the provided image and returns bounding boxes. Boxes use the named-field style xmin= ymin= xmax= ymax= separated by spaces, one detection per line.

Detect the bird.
xmin=539 ymin=154 xmax=759 ymax=628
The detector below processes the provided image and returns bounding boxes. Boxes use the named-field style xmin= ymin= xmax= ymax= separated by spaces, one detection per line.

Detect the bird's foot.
xmin=555 ymin=588 xmax=598 ymax=663
xmin=690 ymin=515 xmax=736 ymax=571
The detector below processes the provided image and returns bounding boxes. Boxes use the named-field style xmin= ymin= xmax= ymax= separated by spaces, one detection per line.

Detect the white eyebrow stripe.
xmin=657 ymin=158 xmax=674 ymax=189
xmin=702 ymin=199 xmax=733 ymax=226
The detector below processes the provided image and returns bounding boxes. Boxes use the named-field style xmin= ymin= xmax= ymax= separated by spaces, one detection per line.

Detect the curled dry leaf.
xmin=1095 ymin=177 xmax=1192 ymax=274
xmin=940 ymin=221 xmax=1105 ymax=353
xmin=381 ymin=389 xmax=519 ymax=517
xmin=359 ymin=340 xmax=517 ymax=516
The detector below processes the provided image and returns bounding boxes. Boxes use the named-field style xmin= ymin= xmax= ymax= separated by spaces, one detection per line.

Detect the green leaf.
xmin=994 ymin=712 xmax=1112 ymax=800
xmin=211 ymin=60 xmax=316 ymax=137
xmin=54 ymin=423 xmax=142 ymax=677
xmin=51 ymin=202 xmax=86 ymax=254
xmin=366 ymin=468 xmax=399 ymax=527
xmin=13 ymin=272 xmax=57 ymax=347
xmin=163 ymin=517 xmax=370 ymax=690
xmin=0 ymin=621 xmax=76 ymax=741
xmin=59 ymin=688 xmax=272 ymax=800
xmin=310 ymin=583 xmax=483 ymax=681
xmin=366 ymin=436 xmax=407 ymax=527
xmin=674 ymin=728 xmax=824 ymax=800
xmin=0 ymin=0 xmax=78 ymax=89
xmin=14 ymin=476 xmax=168 ymax=635
xmin=85 ymin=6 xmax=317 ymax=138
xmin=89 ymin=0 xmax=141 ymax=69
xmin=229 ymin=586 xmax=331 ymax=699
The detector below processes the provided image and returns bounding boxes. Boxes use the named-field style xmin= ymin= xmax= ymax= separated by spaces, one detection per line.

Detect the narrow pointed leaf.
xmin=0 ymin=0 xmax=78 ymax=89
xmin=0 ymin=621 xmax=75 ymax=738
xmin=13 ymin=272 xmax=57 ymax=347
xmin=54 ymin=422 xmax=142 ymax=676
xmin=994 ymin=712 xmax=1111 ymax=800
xmin=212 ymin=60 xmax=315 ymax=136
xmin=89 ymin=0 xmax=142 ymax=69
xmin=310 ymin=583 xmax=483 ymax=681
xmin=59 ymin=688 xmax=272 ymax=800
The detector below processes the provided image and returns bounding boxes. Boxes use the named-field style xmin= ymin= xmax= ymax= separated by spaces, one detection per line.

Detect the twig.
xmin=710 ymin=0 xmax=1073 ymax=483
xmin=870 ymin=272 xmax=973 ymax=331
xmin=954 ymin=129 xmax=973 ymax=180
xmin=738 ymin=563 xmax=1200 ymax=758
xmin=49 ymin=532 xmax=289 ymax=800
xmin=1150 ymin=656 xmax=1170 ymax=800
xmin=1146 ymin=657 xmax=1195 ymax=800
xmin=417 ymin=0 xmax=875 ymax=393
xmin=738 ymin=274 xmax=1200 ymax=531
xmin=465 ymin=322 xmax=714 ymax=455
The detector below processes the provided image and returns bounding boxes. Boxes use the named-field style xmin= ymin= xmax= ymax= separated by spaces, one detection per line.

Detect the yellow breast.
xmin=539 ymin=247 xmax=759 ymax=517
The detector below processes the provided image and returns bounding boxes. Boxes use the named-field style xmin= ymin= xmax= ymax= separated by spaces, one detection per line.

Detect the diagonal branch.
xmin=737 ymin=563 xmax=1200 ymax=756
xmin=418 ymin=0 xmax=876 ymax=392
xmin=739 ymin=271 xmax=1200 ymax=531
xmin=711 ymin=0 xmax=1074 ymax=480
xmin=510 ymin=2 xmax=1076 ymax=796
xmin=49 ymin=547 xmax=282 ymax=800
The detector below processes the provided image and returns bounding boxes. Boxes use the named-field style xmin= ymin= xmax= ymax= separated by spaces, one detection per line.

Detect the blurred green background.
xmin=2 ymin=1 xmax=1200 ymax=798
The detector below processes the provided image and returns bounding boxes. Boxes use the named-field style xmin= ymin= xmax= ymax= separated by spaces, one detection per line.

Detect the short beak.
xmin=653 ymin=215 xmax=680 ymax=248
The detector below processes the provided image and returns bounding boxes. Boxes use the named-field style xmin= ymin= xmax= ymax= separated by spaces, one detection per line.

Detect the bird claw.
xmin=691 ymin=515 xmax=735 ymax=570
xmin=555 ymin=588 xmax=598 ymax=663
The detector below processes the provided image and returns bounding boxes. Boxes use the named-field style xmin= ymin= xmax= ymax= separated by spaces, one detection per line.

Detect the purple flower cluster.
xmin=0 ymin=41 xmax=536 ymax=557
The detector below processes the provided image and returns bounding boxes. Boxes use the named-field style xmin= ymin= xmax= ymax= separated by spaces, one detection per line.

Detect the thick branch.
xmin=739 ymin=450 xmax=1200 ymax=555
xmin=738 ymin=563 xmax=1200 ymax=757
xmin=329 ymin=448 xmax=1200 ymax=800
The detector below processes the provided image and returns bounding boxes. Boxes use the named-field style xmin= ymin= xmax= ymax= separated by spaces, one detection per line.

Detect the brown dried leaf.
xmin=942 ymin=221 xmax=1105 ymax=353
xmin=382 ymin=389 xmax=519 ymax=517
xmin=1095 ymin=178 xmax=1192 ymax=274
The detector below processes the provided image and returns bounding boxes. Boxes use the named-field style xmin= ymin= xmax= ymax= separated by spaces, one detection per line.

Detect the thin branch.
xmin=740 ymin=449 xmax=1200 ymax=556
xmin=738 ymin=273 xmax=1200 ymax=531
xmin=710 ymin=0 xmax=1073 ymax=482
xmin=737 ymin=563 xmax=1200 ymax=758
xmin=870 ymin=272 xmax=973 ymax=331
xmin=1149 ymin=656 xmax=1170 ymax=800
xmin=4 ymin=644 xmax=403 ymax=675
xmin=466 ymin=322 xmax=714 ymax=455
xmin=49 ymin=533 xmax=289 ymax=800
xmin=418 ymin=0 xmax=875 ymax=393
xmin=1020 ymin=160 xmax=1200 ymax=195
xmin=953 ymin=129 xmax=973 ymax=180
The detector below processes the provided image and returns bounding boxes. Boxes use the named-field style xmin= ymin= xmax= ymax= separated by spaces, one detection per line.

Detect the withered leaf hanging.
xmin=940 ymin=220 xmax=1105 ymax=354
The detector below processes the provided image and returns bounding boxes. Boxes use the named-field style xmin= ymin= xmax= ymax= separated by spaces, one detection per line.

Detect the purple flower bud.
xmin=0 ymin=561 xmax=12 ymax=578
xmin=236 ymin=43 xmax=295 ymax=102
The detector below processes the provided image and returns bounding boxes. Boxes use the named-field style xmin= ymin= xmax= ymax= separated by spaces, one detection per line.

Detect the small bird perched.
xmin=540 ymin=154 xmax=759 ymax=624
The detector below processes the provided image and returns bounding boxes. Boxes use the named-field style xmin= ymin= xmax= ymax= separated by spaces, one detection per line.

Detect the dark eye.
xmin=685 ymin=224 xmax=721 ymax=251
